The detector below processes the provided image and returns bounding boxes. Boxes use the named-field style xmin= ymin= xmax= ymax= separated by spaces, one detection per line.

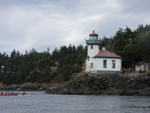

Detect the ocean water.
xmin=0 ymin=91 xmax=150 ymax=113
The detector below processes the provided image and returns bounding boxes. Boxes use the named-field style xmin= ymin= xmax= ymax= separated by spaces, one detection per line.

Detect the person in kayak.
xmin=1 ymin=91 xmax=4 ymax=95
xmin=22 ymin=91 xmax=26 ymax=95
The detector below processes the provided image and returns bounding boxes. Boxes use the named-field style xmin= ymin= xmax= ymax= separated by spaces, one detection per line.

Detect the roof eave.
xmin=94 ymin=56 xmax=122 ymax=59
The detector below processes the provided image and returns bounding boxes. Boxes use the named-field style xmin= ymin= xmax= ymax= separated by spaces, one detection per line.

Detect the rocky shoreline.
xmin=2 ymin=73 xmax=150 ymax=96
xmin=1 ymin=82 xmax=50 ymax=91
xmin=46 ymin=73 xmax=150 ymax=96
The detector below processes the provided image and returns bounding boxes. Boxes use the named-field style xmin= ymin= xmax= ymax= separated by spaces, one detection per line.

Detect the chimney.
xmin=102 ymin=47 xmax=106 ymax=50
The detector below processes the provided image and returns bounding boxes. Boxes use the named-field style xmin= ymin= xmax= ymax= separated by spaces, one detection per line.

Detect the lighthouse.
xmin=86 ymin=31 xmax=101 ymax=72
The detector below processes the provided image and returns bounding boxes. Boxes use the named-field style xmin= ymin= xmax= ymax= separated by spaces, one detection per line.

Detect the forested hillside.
xmin=0 ymin=45 xmax=86 ymax=85
xmin=0 ymin=24 xmax=150 ymax=85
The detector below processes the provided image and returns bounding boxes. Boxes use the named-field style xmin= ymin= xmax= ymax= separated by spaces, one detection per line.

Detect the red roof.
xmin=94 ymin=50 xmax=121 ymax=58
xmin=89 ymin=30 xmax=98 ymax=37
xmin=136 ymin=61 xmax=145 ymax=65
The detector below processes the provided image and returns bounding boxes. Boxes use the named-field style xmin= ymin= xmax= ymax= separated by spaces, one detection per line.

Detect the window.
xmin=103 ymin=60 xmax=107 ymax=68
xmin=91 ymin=45 xmax=93 ymax=49
xmin=90 ymin=63 xmax=93 ymax=68
xmin=112 ymin=60 xmax=115 ymax=68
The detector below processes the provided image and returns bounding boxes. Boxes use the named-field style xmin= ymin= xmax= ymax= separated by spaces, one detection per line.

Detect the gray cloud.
xmin=0 ymin=0 xmax=150 ymax=54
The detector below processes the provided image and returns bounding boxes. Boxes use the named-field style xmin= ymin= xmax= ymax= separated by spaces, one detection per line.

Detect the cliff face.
xmin=46 ymin=73 xmax=150 ymax=96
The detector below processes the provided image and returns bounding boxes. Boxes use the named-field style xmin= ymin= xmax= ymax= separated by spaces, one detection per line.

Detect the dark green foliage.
xmin=0 ymin=45 xmax=86 ymax=84
xmin=71 ymin=65 xmax=82 ymax=73
xmin=55 ymin=44 xmax=86 ymax=81
xmin=137 ymin=32 xmax=150 ymax=62
xmin=0 ymin=48 xmax=55 ymax=84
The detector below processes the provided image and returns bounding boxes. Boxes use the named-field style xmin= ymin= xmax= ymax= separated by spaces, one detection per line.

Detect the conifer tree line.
xmin=0 ymin=24 xmax=150 ymax=85
xmin=0 ymin=45 xmax=86 ymax=85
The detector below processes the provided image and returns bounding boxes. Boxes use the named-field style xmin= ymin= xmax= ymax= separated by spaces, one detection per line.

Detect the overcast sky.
xmin=0 ymin=0 xmax=150 ymax=54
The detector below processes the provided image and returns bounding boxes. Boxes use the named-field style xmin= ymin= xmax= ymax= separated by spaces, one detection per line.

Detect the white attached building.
xmin=86 ymin=31 xmax=122 ymax=74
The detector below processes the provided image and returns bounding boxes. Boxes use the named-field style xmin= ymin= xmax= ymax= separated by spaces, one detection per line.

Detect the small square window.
xmin=91 ymin=45 xmax=93 ymax=49
xmin=90 ymin=63 xmax=93 ymax=68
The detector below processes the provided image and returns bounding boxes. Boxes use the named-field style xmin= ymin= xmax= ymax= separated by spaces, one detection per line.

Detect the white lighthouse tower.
xmin=86 ymin=31 xmax=101 ymax=72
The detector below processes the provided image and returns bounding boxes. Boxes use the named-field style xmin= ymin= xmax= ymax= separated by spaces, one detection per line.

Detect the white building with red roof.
xmin=135 ymin=61 xmax=149 ymax=72
xmin=86 ymin=31 xmax=122 ymax=74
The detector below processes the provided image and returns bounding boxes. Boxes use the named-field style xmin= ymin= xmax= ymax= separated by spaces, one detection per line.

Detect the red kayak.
xmin=0 ymin=91 xmax=29 ymax=96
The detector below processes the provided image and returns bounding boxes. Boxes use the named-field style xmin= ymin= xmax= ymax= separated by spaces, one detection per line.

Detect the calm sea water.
xmin=0 ymin=91 xmax=150 ymax=113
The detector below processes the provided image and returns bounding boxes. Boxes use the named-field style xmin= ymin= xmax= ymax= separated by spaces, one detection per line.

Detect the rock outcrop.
xmin=46 ymin=73 xmax=150 ymax=96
